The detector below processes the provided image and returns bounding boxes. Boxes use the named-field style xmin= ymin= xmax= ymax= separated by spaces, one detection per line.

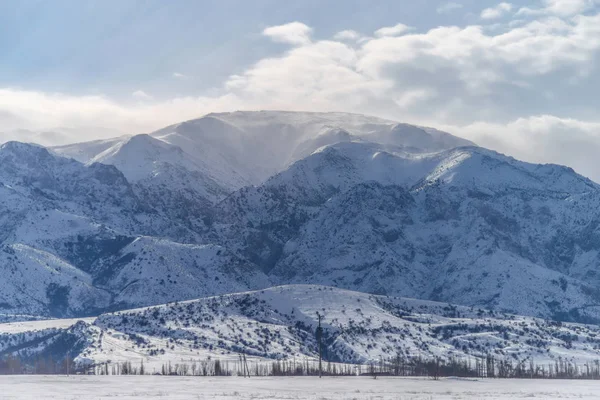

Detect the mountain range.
xmin=1 ymin=110 xmax=599 ymax=329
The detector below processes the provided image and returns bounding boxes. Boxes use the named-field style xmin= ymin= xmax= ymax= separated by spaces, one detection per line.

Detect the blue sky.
xmin=2 ymin=0 xmax=600 ymax=180
xmin=1 ymin=0 xmax=505 ymax=97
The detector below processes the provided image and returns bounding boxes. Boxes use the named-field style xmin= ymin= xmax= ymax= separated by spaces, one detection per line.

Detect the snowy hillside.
xmin=2 ymin=286 xmax=600 ymax=371
xmin=0 ymin=141 xmax=263 ymax=318
xmin=207 ymin=139 xmax=600 ymax=322
xmin=91 ymin=237 xmax=270 ymax=309
xmin=86 ymin=134 xmax=230 ymax=233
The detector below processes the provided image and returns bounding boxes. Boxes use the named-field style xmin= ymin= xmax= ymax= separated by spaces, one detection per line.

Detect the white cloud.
xmin=393 ymin=89 xmax=436 ymax=108
xmin=263 ymin=22 xmax=312 ymax=45
xmin=374 ymin=23 xmax=412 ymax=37
xmin=224 ymin=40 xmax=390 ymax=111
xmin=481 ymin=2 xmax=513 ymax=19
xmin=333 ymin=30 xmax=361 ymax=41
xmin=0 ymin=88 xmax=245 ymax=134
xmin=450 ymin=115 xmax=600 ymax=181
xmin=437 ymin=2 xmax=464 ymax=14
xmin=132 ymin=90 xmax=152 ymax=100
xmin=172 ymin=72 xmax=187 ymax=79
xmin=517 ymin=0 xmax=597 ymax=17
xmin=544 ymin=0 xmax=595 ymax=16
xmin=4 ymin=13 xmax=600 ymax=131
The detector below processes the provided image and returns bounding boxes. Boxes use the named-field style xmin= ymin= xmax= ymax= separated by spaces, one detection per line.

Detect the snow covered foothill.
xmin=3 ymin=285 xmax=600 ymax=371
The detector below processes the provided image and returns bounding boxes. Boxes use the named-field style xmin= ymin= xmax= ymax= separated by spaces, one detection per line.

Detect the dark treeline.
xmin=3 ymin=352 xmax=600 ymax=379
xmin=381 ymin=354 xmax=600 ymax=380
xmin=0 ymin=354 xmax=88 ymax=375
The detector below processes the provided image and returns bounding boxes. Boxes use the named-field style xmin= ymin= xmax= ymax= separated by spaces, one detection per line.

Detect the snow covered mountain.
xmin=54 ymin=111 xmax=474 ymax=190
xmin=211 ymin=140 xmax=600 ymax=322
xmin=2 ymin=285 xmax=600 ymax=371
xmin=3 ymin=110 xmax=600 ymax=327
xmin=85 ymin=134 xmax=230 ymax=233
xmin=0 ymin=141 xmax=262 ymax=318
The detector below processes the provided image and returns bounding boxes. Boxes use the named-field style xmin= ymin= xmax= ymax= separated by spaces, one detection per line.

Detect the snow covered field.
xmin=1 ymin=376 xmax=599 ymax=399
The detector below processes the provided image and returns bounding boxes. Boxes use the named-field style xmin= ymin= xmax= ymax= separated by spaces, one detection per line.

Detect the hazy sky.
xmin=2 ymin=0 xmax=600 ymax=180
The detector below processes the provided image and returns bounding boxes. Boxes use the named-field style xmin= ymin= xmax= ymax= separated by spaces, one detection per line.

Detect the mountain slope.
xmin=0 ymin=142 xmax=263 ymax=318
xmin=91 ymin=236 xmax=270 ymax=309
xmin=88 ymin=134 xmax=227 ymax=200
xmin=86 ymin=134 xmax=230 ymax=233
xmin=0 ymin=243 xmax=111 ymax=318
xmin=211 ymin=142 xmax=600 ymax=322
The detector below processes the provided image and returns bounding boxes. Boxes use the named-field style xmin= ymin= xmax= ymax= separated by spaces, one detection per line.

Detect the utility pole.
xmin=316 ymin=312 xmax=323 ymax=378
xmin=243 ymin=354 xmax=250 ymax=378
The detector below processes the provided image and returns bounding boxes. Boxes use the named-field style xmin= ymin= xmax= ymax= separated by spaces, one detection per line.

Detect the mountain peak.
xmin=0 ymin=140 xmax=51 ymax=156
xmin=0 ymin=140 xmax=74 ymax=176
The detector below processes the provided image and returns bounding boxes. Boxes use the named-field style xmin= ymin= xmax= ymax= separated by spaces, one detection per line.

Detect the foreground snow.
xmin=1 ymin=376 xmax=599 ymax=399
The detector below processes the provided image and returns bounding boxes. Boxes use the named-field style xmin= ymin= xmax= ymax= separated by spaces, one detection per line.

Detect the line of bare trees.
xmin=380 ymin=354 xmax=600 ymax=380
xmin=4 ymin=352 xmax=600 ymax=379
xmin=0 ymin=354 xmax=87 ymax=375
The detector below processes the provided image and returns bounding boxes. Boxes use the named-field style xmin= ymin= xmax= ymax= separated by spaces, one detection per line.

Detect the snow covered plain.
xmin=1 ymin=376 xmax=599 ymax=399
